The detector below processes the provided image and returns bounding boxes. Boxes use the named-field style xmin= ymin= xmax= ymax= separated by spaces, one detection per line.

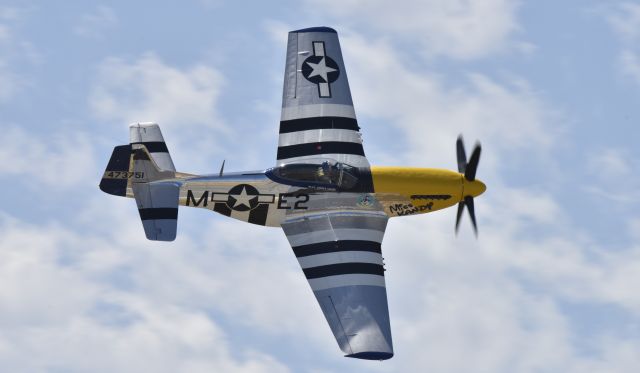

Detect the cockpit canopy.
xmin=271 ymin=160 xmax=360 ymax=189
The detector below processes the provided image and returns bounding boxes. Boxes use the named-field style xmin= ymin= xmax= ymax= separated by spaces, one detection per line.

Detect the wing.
xmin=281 ymin=211 xmax=394 ymax=360
xmin=278 ymin=27 xmax=369 ymax=168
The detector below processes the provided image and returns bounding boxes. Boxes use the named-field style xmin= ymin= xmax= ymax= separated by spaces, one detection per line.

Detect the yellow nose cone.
xmin=464 ymin=179 xmax=486 ymax=197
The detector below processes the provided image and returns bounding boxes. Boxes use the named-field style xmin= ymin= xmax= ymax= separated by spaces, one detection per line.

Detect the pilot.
xmin=321 ymin=161 xmax=335 ymax=183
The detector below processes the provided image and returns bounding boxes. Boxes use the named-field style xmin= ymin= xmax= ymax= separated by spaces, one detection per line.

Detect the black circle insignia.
xmin=226 ymin=184 xmax=260 ymax=211
xmin=301 ymin=56 xmax=340 ymax=84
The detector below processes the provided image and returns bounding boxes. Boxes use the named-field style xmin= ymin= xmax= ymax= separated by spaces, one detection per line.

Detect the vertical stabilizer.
xmin=129 ymin=122 xmax=176 ymax=171
xmin=97 ymin=122 xmax=181 ymax=241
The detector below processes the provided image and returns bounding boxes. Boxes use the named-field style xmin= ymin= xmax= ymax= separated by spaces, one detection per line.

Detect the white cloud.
xmin=607 ymin=2 xmax=640 ymax=43
xmin=585 ymin=147 xmax=639 ymax=203
xmin=629 ymin=219 xmax=640 ymax=241
xmin=198 ymin=0 xmax=224 ymax=9
xmin=72 ymin=195 xmax=334 ymax=353
xmin=305 ymin=0 xmax=522 ymax=59
xmin=389 ymin=268 xmax=575 ymax=371
xmin=588 ymin=148 xmax=632 ymax=178
xmin=340 ymin=28 xmax=640 ymax=312
xmin=90 ymin=53 xmax=229 ymax=172
xmin=0 ymin=20 xmax=26 ymax=102
xmin=0 ymin=61 xmax=20 ymax=101
xmin=0 ymin=23 xmax=8 ymax=42
xmin=0 ymin=126 xmax=97 ymax=189
xmin=0 ymin=7 xmax=28 ymax=22
xmin=264 ymin=19 xmax=293 ymax=46
xmin=380 ymin=183 xmax=640 ymax=371
xmin=619 ymin=49 xmax=640 ymax=84
xmin=0 ymin=209 xmax=295 ymax=373
xmin=0 ymin=6 xmax=41 ymax=103
xmin=74 ymin=6 xmax=118 ymax=38
xmin=341 ymin=34 xmax=557 ymax=175
xmin=90 ymin=53 xmax=224 ymax=129
xmin=607 ymin=2 xmax=640 ymax=85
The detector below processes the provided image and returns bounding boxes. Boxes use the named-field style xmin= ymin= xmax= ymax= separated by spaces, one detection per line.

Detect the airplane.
xmin=99 ymin=26 xmax=486 ymax=360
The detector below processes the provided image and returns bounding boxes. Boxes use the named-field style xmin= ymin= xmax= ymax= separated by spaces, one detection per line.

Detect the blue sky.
xmin=1 ymin=1 xmax=639 ymax=372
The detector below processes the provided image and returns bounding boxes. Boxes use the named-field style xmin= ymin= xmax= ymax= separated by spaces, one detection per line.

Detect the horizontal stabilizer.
xmin=130 ymin=131 xmax=180 ymax=241
xmin=133 ymin=182 xmax=179 ymax=241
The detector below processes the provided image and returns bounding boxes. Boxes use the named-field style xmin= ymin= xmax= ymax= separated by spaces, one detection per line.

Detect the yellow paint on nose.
xmin=463 ymin=179 xmax=486 ymax=197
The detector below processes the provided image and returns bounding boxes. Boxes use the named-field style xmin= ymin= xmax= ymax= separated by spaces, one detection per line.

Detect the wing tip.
xmin=291 ymin=26 xmax=337 ymax=34
xmin=345 ymin=351 xmax=394 ymax=361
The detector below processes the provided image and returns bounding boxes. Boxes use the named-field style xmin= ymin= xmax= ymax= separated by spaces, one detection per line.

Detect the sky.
xmin=1 ymin=1 xmax=639 ymax=372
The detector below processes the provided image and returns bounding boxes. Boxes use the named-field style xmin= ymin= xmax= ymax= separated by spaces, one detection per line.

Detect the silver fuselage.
xmin=175 ymin=170 xmax=382 ymax=227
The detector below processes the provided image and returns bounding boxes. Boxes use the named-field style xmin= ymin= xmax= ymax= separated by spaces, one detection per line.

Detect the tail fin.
xmin=129 ymin=122 xmax=176 ymax=172
xmin=99 ymin=123 xmax=180 ymax=241
xmin=130 ymin=124 xmax=179 ymax=241
xmin=99 ymin=122 xmax=175 ymax=197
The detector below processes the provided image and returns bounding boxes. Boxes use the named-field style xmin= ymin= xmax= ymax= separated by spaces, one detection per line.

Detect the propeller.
xmin=455 ymin=135 xmax=483 ymax=236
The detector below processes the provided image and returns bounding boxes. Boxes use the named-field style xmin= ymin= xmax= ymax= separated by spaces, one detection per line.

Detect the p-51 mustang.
xmin=100 ymin=27 xmax=486 ymax=360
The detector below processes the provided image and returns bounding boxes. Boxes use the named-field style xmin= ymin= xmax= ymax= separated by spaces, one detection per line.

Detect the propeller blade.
xmin=456 ymin=135 xmax=467 ymax=173
xmin=464 ymin=143 xmax=481 ymax=181
xmin=455 ymin=136 xmax=482 ymax=236
xmin=464 ymin=196 xmax=478 ymax=236
xmin=455 ymin=201 xmax=465 ymax=234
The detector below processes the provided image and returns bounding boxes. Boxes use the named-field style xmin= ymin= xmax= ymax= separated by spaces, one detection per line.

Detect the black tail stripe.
xmin=277 ymin=141 xmax=364 ymax=160
xmin=303 ymin=263 xmax=384 ymax=279
xmin=279 ymin=117 xmax=360 ymax=134
xmin=293 ymin=240 xmax=381 ymax=257
xmin=138 ymin=208 xmax=178 ymax=220
xmin=131 ymin=141 xmax=169 ymax=153
xmin=105 ymin=145 xmax=132 ymax=170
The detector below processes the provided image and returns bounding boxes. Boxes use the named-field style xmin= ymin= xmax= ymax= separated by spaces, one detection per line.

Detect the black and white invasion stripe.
xmin=282 ymin=212 xmax=388 ymax=291
xmin=277 ymin=104 xmax=370 ymax=168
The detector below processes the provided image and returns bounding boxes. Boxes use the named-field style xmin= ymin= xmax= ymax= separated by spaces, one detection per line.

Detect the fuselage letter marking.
xmin=187 ymin=190 xmax=209 ymax=207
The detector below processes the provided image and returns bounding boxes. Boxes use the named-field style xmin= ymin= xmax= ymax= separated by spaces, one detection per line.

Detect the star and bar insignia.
xmin=301 ymin=41 xmax=340 ymax=98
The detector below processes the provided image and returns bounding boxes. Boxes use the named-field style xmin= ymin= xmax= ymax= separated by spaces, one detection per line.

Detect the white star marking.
xmin=231 ymin=186 xmax=255 ymax=209
xmin=306 ymin=57 xmax=336 ymax=83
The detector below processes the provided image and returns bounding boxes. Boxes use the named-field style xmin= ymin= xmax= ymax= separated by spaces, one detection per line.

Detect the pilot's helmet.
xmin=322 ymin=161 xmax=332 ymax=174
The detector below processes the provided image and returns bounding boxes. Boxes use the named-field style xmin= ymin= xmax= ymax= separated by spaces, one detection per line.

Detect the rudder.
xmin=99 ymin=144 xmax=133 ymax=197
